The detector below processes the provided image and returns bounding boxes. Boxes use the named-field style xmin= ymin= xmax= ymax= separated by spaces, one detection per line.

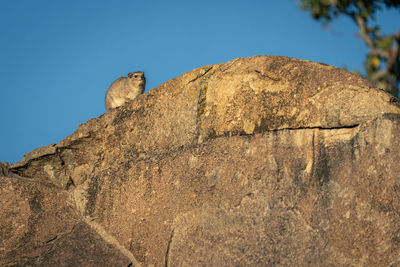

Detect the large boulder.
xmin=3 ymin=56 xmax=400 ymax=266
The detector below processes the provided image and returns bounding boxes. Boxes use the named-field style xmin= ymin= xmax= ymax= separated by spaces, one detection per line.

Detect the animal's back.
xmin=105 ymin=77 xmax=128 ymax=110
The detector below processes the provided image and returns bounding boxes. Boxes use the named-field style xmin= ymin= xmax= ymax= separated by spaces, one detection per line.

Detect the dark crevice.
xmin=9 ymin=144 xmax=80 ymax=171
xmin=56 ymin=147 xmax=65 ymax=166
xmin=233 ymin=123 xmax=359 ymax=138
xmin=270 ymin=124 xmax=360 ymax=131
xmin=165 ymin=229 xmax=174 ymax=267
xmin=188 ymin=66 xmax=213 ymax=83
xmin=45 ymin=235 xmax=58 ymax=244
xmin=218 ymin=58 xmax=240 ymax=73
xmin=65 ymin=177 xmax=76 ymax=190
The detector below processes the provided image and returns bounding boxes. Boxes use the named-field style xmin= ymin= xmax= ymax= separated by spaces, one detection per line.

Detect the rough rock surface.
xmin=2 ymin=55 xmax=400 ymax=266
xmin=0 ymin=174 xmax=133 ymax=266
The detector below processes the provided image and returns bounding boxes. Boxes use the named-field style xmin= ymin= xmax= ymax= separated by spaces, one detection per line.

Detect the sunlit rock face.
xmin=2 ymin=55 xmax=400 ymax=266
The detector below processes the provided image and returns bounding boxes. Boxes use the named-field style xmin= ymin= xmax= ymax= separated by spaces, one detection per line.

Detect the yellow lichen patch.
xmin=243 ymin=120 xmax=255 ymax=134
xmin=43 ymin=164 xmax=56 ymax=179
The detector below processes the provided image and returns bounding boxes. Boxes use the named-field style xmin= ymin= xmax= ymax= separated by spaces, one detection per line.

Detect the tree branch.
xmin=354 ymin=14 xmax=389 ymax=58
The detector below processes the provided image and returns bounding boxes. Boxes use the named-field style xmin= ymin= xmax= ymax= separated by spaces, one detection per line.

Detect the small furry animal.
xmin=105 ymin=71 xmax=146 ymax=111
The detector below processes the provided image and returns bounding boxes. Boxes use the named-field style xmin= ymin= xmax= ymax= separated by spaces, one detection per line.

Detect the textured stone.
xmin=3 ymin=56 xmax=400 ymax=265
xmin=0 ymin=175 xmax=133 ymax=266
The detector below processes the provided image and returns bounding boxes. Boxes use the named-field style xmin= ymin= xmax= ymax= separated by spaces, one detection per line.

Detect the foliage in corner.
xmin=296 ymin=0 xmax=400 ymax=96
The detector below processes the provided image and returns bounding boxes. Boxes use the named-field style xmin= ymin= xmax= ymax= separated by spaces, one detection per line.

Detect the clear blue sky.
xmin=1 ymin=0 xmax=399 ymax=163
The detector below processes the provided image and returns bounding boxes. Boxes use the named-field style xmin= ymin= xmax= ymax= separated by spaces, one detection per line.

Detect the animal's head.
xmin=127 ymin=71 xmax=146 ymax=92
xmin=128 ymin=71 xmax=145 ymax=83
xmin=128 ymin=72 xmax=146 ymax=90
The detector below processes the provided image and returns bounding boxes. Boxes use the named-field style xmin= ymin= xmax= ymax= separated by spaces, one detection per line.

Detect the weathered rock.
xmin=198 ymin=57 xmax=399 ymax=137
xmin=168 ymin=114 xmax=400 ymax=266
xmin=3 ymin=55 xmax=400 ymax=265
xmin=9 ymin=56 xmax=399 ymax=188
xmin=0 ymin=175 xmax=134 ymax=266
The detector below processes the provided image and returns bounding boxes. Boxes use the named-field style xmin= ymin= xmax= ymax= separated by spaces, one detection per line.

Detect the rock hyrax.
xmin=105 ymin=71 xmax=146 ymax=111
